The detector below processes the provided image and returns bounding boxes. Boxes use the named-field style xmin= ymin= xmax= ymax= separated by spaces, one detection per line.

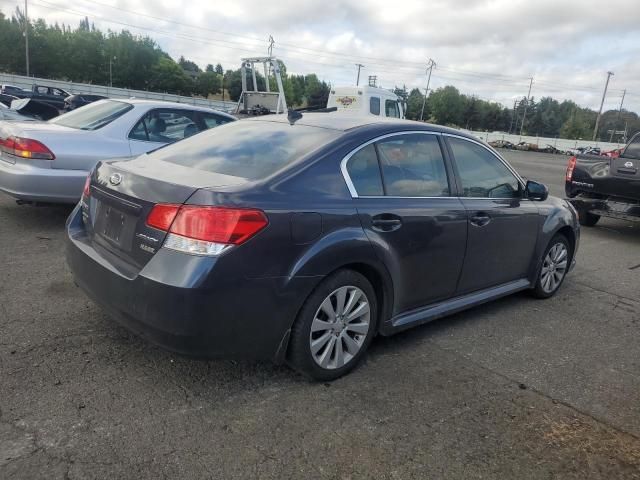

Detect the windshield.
xmin=623 ymin=133 xmax=640 ymax=160
xmin=148 ymin=120 xmax=340 ymax=180
xmin=49 ymin=100 xmax=133 ymax=130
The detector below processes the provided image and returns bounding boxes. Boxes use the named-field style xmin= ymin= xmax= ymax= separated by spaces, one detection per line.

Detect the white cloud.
xmin=14 ymin=0 xmax=640 ymax=111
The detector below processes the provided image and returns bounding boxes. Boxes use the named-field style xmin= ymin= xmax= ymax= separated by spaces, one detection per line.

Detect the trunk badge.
xmin=624 ymin=161 xmax=633 ymax=168
xmin=109 ymin=173 xmax=123 ymax=186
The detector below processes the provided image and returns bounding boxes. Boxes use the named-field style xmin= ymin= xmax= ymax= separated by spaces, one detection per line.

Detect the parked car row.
xmin=488 ymin=139 xmax=623 ymax=157
xmin=1 ymin=83 xmax=109 ymax=119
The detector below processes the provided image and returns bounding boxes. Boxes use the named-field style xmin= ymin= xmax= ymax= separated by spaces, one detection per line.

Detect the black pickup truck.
xmin=566 ymin=133 xmax=640 ymax=226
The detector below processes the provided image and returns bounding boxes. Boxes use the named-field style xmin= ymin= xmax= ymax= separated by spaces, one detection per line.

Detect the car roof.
xmin=101 ymin=98 xmax=235 ymax=118
xmin=244 ymin=112 xmax=473 ymax=138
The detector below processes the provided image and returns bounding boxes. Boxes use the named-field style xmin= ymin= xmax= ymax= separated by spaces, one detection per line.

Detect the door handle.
xmin=470 ymin=213 xmax=491 ymax=227
xmin=371 ymin=214 xmax=403 ymax=232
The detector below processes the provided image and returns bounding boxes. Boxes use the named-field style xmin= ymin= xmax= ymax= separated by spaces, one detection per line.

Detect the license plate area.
xmin=94 ymin=200 xmax=136 ymax=251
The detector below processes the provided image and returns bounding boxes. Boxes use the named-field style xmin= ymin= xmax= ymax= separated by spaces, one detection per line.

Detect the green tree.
xmin=405 ymin=88 xmax=425 ymax=120
xmin=429 ymin=86 xmax=465 ymax=126
xmin=149 ymin=56 xmax=192 ymax=94
xmin=196 ymin=71 xmax=221 ymax=97
xmin=215 ymin=63 xmax=223 ymax=75
xmin=560 ymin=109 xmax=592 ymax=139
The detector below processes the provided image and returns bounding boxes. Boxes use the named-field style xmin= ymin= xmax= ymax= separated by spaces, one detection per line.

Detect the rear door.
xmin=444 ymin=134 xmax=540 ymax=294
xmin=128 ymin=108 xmax=199 ymax=156
xmin=344 ymin=132 xmax=467 ymax=314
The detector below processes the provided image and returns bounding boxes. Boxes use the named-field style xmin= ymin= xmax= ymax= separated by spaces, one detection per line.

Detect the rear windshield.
xmin=623 ymin=133 xmax=640 ymax=159
xmin=148 ymin=120 xmax=340 ymax=180
xmin=49 ymin=100 xmax=132 ymax=130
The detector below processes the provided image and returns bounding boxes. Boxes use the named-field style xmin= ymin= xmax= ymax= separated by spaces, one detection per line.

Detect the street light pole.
xmin=24 ymin=0 xmax=30 ymax=77
xmin=593 ymin=71 xmax=614 ymax=141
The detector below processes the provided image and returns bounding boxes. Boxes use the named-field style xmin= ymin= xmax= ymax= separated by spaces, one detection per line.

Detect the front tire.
xmin=287 ymin=270 xmax=377 ymax=381
xmin=531 ymin=234 xmax=571 ymax=299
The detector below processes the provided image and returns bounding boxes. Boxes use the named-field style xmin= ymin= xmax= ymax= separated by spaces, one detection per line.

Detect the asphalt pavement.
xmin=1 ymin=150 xmax=639 ymax=479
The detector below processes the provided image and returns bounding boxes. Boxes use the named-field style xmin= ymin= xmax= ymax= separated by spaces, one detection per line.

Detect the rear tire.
xmin=531 ymin=234 xmax=571 ymax=299
xmin=287 ymin=270 xmax=377 ymax=381
xmin=578 ymin=210 xmax=600 ymax=227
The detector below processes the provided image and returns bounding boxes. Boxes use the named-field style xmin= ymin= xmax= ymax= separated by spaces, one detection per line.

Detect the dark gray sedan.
xmin=66 ymin=113 xmax=579 ymax=380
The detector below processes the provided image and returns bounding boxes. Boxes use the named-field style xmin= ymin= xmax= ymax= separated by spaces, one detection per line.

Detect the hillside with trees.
xmin=1 ymin=8 xmax=637 ymax=140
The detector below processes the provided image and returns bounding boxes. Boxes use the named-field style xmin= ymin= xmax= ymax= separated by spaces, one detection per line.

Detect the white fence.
xmin=0 ymin=73 xmax=237 ymax=112
xmin=469 ymin=130 xmax=625 ymax=153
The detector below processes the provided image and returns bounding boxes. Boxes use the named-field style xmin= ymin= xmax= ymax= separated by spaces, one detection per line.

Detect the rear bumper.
xmin=569 ymin=197 xmax=640 ymax=222
xmin=65 ymin=206 xmax=319 ymax=360
xmin=0 ymin=158 xmax=85 ymax=203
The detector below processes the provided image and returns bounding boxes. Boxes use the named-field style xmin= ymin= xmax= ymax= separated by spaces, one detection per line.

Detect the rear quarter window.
xmin=623 ymin=134 xmax=640 ymax=159
xmin=147 ymin=121 xmax=340 ymax=180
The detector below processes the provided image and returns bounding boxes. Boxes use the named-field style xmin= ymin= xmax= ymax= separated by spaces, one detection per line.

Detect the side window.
xmin=201 ymin=113 xmax=233 ymax=129
xmin=346 ymin=144 xmax=384 ymax=196
xmin=36 ymin=86 xmax=48 ymax=94
xmin=369 ymin=97 xmax=380 ymax=116
xmin=129 ymin=115 xmax=149 ymax=141
xmin=129 ymin=109 xmax=198 ymax=143
xmin=448 ymin=137 xmax=521 ymax=198
xmin=385 ymin=100 xmax=399 ymax=118
xmin=376 ymin=134 xmax=450 ymax=197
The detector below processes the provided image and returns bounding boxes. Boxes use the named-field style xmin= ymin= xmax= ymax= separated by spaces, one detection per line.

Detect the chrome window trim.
xmin=442 ymin=133 xmax=527 ymax=189
xmin=340 ymin=130 xmax=446 ymax=199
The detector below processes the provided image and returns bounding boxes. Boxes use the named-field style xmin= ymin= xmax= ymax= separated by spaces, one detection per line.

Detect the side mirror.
xmin=525 ymin=180 xmax=548 ymax=201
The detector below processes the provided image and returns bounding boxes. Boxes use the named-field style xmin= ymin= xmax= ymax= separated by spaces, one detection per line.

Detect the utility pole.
xmin=593 ymin=71 xmax=614 ymax=141
xmin=419 ymin=88 xmax=429 ymax=121
xmin=24 ymin=0 xmax=30 ymax=76
xmin=420 ymin=58 xmax=436 ymax=121
xmin=609 ymin=89 xmax=626 ymax=143
xmin=519 ymin=77 xmax=533 ymax=138
xmin=355 ymin=64 xmax=364 ymax=86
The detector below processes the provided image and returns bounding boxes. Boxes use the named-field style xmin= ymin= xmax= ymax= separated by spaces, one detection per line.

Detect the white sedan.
xmin=0 ymin=99 xmax=235 ymax=204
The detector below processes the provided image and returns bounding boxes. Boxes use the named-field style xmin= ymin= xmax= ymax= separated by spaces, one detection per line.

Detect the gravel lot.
xmin=1 ymin=150 xmax=639 ymax=479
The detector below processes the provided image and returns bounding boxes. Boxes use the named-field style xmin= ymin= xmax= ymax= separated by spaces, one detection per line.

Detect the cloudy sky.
xmin=3 ymin=0 xmax=640 ymax=112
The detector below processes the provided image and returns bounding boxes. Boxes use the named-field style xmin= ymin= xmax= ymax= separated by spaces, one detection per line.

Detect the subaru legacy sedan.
xmin=66 ymin=113 xmax=579 ymax=380
xmin=0 ymin=99 xmax=235 ymax=204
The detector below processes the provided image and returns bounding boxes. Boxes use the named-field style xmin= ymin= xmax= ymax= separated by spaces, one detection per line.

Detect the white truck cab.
xmin=327 ymin=86 xmax=405 ymax=119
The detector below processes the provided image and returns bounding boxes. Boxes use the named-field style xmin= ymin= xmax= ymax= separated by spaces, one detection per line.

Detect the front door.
xmin=445 ymin=135 xmax=540 ymax=294
xmin=343 ymin=132 xmax=468 ymax=315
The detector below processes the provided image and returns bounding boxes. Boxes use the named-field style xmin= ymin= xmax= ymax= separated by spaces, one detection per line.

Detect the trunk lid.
xmin=84 ymin=157 xmax=248 ymax=271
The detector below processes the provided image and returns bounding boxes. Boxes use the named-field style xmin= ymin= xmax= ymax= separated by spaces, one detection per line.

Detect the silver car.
xmin=0 ymin=99 xmax=235 ymax=204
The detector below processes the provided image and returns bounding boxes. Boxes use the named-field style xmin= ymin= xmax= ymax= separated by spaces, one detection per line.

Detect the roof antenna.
xmin=287 ymin=109 xmax=303 ymax=124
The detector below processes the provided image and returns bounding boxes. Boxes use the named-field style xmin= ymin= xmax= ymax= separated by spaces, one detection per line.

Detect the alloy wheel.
xmin=540 ymin=242 xmax=568 ymax=293
xmin=309 ymin=286 xmax=371 ymax=370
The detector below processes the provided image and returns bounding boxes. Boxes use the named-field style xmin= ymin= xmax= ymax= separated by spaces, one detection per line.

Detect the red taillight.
xmin=147 ymin=204 xmax=180 ymax=231
xmin=566 ymin=156 xmax=577 ymax=181
xmin=147 ymin=204 xmax=268 ymax=245
xmin=0 ymin=136 xmax=55 ymax=160
xmin=82 ymin=175 xmax=91 ymax=198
